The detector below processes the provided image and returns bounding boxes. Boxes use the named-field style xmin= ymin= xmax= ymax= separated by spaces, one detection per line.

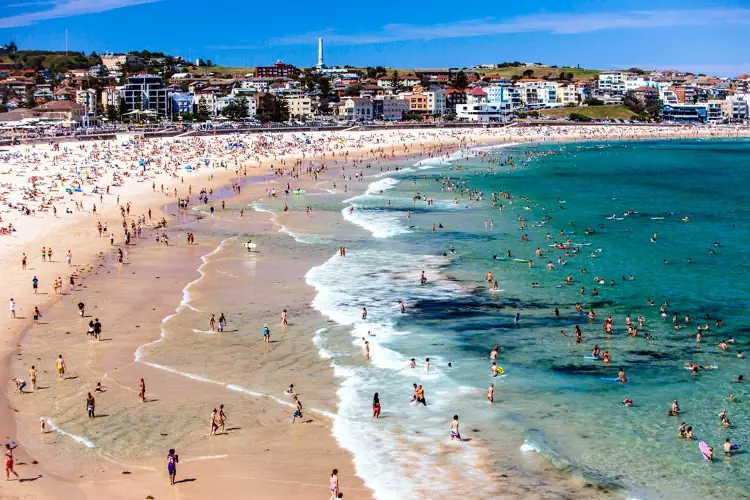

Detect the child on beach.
xmin=167 ymin=448 xmax=179 ymax=485
xmin=329 ymin=469 xmax=339 ymax=500
xmin=450 ymin=415 xmax=461 ymax=440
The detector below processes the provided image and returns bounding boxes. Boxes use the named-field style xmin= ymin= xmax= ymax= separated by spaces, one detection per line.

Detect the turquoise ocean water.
xmin=275 ymin=139 xmax=750 ymax=499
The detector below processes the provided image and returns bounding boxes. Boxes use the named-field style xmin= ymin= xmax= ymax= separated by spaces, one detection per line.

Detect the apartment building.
xmin=254 ymin=61 xmax=298 ymax=78
xmin=122 ymin=74 xmax=169 ymax=116
xmin=556 ymin=82 xmax=577 ymax=105
xmin=373 ymin=95 xmax=409 ymax=120
xmin=598 ymin=71 xmax=635 ymax=94
xmin=456 ymin=86 xmax=512 ymax=122
xmin=338 ymin=97 xmax=373 ymax=121
xmin=285 ymin=95 xmax=314 ymax=119
xmin=75 ymin=88 xmax=99 ymax=116
xmin=515 ymin=79 xmax=558 ymax=108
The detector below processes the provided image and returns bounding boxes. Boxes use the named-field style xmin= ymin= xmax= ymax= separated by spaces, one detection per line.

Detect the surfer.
xmin=487 ymin=384 xmax=495 ymax=403
xmin=622 ymin=396 xmax=633 ymax=407
xmin=617 ymin=368 xmax=628 ymax=383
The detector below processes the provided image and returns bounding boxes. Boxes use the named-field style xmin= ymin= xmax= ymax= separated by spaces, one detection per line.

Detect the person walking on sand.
xmin=21 ymin=253 xmax=26 ymax=270
xmin=32 ymin=275 xmax=38 ymax=294
xmin=329 ymin=469 xmax=339 ymax=500
xmin=86 ymin=393 xmax=95 ymax=418
xmin=66 ymin=250 xmax=72 ymax=267
xmin=218 ymin=313 xmax=226 ymax=333
xmin=138 ymin=378 xmax=146 ymax=403
xmin=263 ymin=324 xmax=270 ymax=344
xmin=32 ymin=306 xmax=42 ymax=325
xmin=281 ymin=308 xmax=288 ymax=326
xmin=167 ymin=448 xmax=179 ymax=486
xmin=5 ymin=443 xmax=19 ymax=481
xmin=209 ymin=314 xmax=216 ymax=331
xmin=56 ymin=355 xmax=66 ymax=379
xmin=8 ymin=298 xmax=15 ymax=319
xmin=29 ymin=366 xmax=36 ymax=392
xmin=209 ymin=408 xmax=219 ymax=435
xmin=292 ymin=396 xmax=305 ymax=423
xmin=217 ymin=404 xmax=227 ymax=433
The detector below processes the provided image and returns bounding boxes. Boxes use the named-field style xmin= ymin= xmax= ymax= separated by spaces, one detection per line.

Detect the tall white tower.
xmin=316 ymin=37 xmax=325 ymax=71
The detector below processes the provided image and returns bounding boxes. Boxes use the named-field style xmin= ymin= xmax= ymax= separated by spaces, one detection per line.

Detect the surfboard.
xmin=584 ymin=355 xmax=601 ymax=360
xmin=514 ymin=259 xmax=528 ymax=263
xmin=600 ymin=377 xmax=630 ymax=382
xmin=731 ymin=443 xmax=742 ymax=451
xmin=699 ymin=441 xmax=711 ymax=460
xmin=651 ymin=217 xmax=665 ymax=220
xmin=244 ymin=242 xmax=257 ymax=249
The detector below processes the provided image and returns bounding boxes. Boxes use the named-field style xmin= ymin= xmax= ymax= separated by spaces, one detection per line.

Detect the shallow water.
xmin=300 ymin=139 xmax=750 ymax=500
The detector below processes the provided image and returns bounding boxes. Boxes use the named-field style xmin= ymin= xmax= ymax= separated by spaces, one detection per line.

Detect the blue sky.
xmin=2 ymin=0 xmax=750 ymax=75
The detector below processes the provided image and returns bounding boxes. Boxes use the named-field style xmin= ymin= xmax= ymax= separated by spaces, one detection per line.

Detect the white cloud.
xmin=0 ymin=0 xmax=160 ymax=28
xmin=270 ymin=9 xmax=750 ymax=46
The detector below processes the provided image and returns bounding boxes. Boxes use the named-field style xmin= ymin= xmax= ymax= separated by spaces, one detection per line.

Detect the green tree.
xmin=568 ymin=112 xmax=592 ymax=122
xmin=25 ymin=92 xmax=37 ymax=109
xmin=195 ymin=97 xmax=210 ymax=121
xmin=365 ymin=66 xmax=377 ymax=79
xmin=106 ymin=104 xmax=119 ymax=122
xmin=644 ymin=97 xmax=661 ymax=120
xmin=453 ymin=70 xmax=468 ymax=89
xmin=522 ymin=69 xmax=534 ymax=78
xmin=272 ymin=97 xmax=290 ymax=122
xmin=318 ymin=77 xmax=331 ymax=97
xmin=221 ymin=97 xmax=250 ymax=120
xmin=344 ymin=83 xmax=362 ymax=96
xmin=390 ymin=70 xmax=399 ymax=90
xmin=622 ymin=91 xmax=645 ymax=115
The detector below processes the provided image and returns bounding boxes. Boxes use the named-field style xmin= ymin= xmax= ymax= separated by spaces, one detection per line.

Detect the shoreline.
xmin=1 ymin=126 xmax=749 ymax=499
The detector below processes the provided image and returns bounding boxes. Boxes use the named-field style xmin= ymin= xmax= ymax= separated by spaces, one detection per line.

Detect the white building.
xmin=515 ymin=80 xmax=558 ymax=108
xmin=485 ymin=85 xmax=522 ymax=110
xmin=100 ymin=53 xmax=142 ymax=70
xmin=456 ymin=87 xmax=513 ymax=122
xmin=338 ymin=97 xmax=373 ymax=121
xmin=424 ymin=88 xmax=446 ymax=115
xmin=598 ymin=71 xmax=635 ymax=94
xmin=75 ymin=89 xmax=99 ymax=116
xmin=624 ymin=76 xmax=657 ymax=92
xmin=193 ymin=91 xmax=222 ymax=116
xmin=376 ymin=74 xmax=421 ymax=88
xmin=726 ymin=94 xmax=748 ymax=122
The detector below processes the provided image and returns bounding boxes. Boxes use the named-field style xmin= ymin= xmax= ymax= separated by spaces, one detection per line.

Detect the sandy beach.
xmin=1 ymin=123 xmax=749 ymax=500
